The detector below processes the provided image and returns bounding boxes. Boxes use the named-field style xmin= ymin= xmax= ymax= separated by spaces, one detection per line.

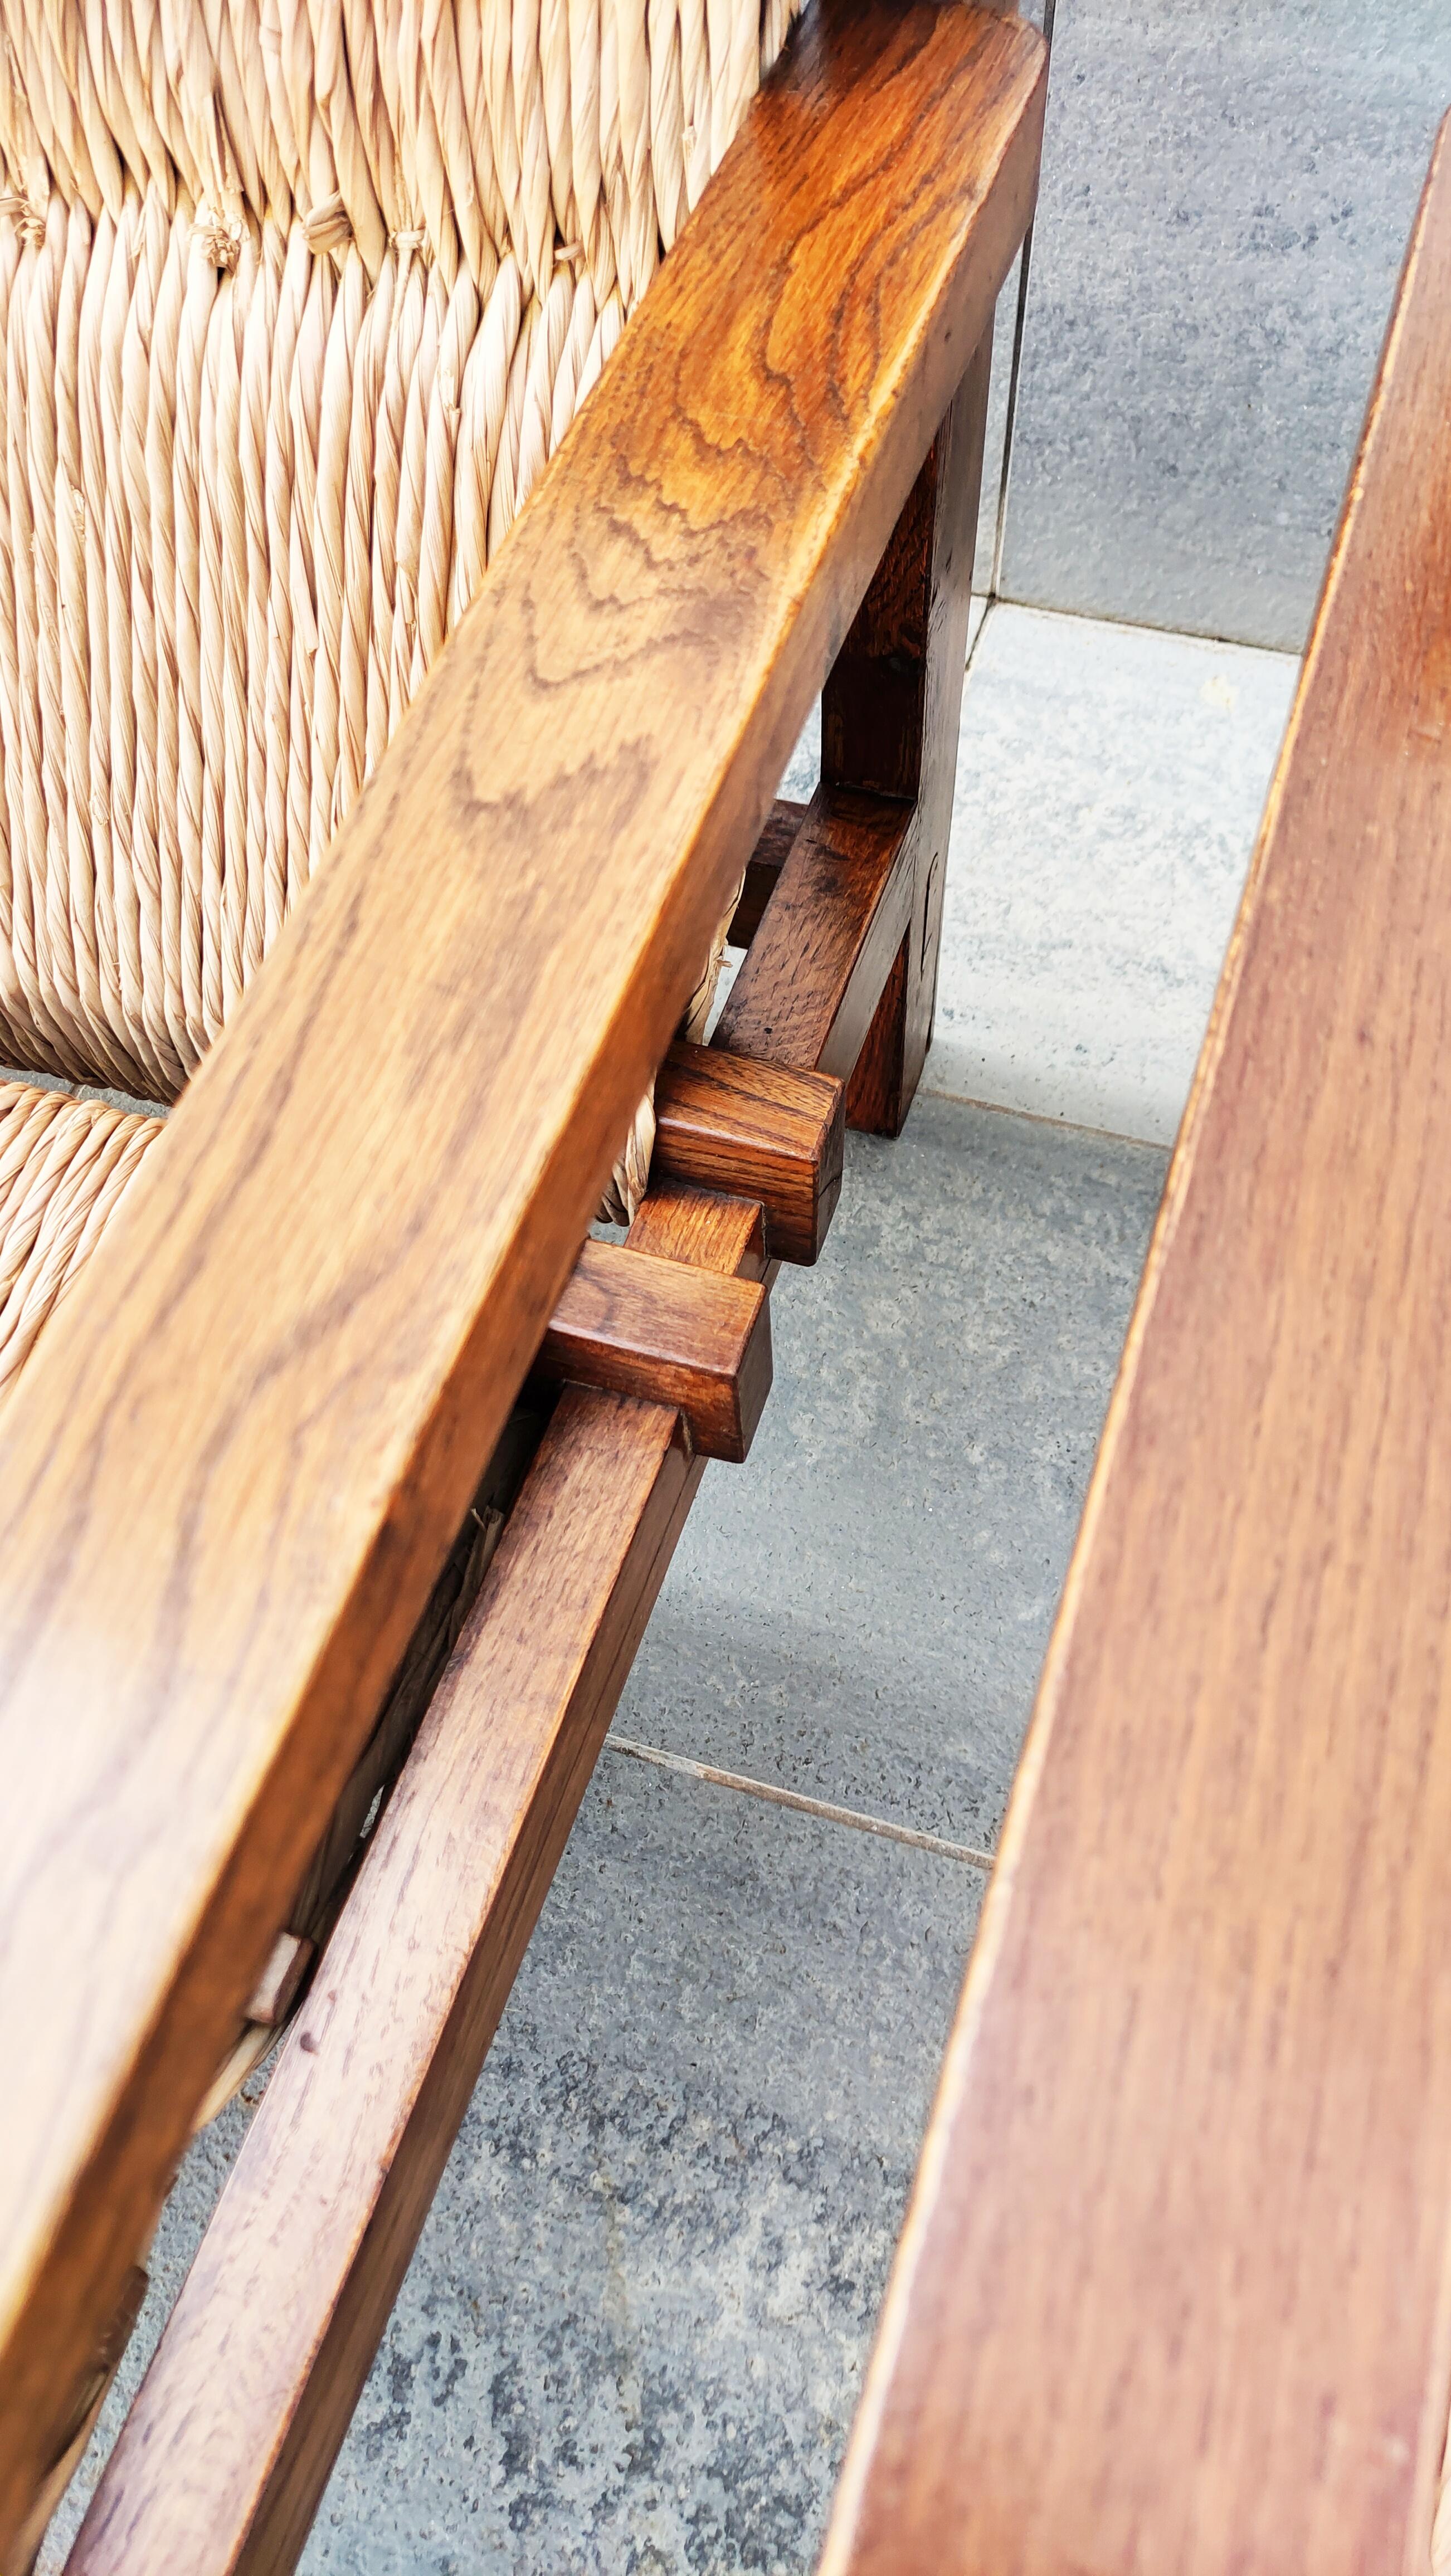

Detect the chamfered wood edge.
xmin=819 ymin=109 xmax=1451 ymax=2576
xmin=714 ymin=786 xmax=916 ymax=1079
xmin=729 ymin=800 xmax=811 ymax=947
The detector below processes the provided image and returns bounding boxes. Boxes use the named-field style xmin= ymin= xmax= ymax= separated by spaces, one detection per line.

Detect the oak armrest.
xmin=821 ymin=111 xmax=1451 ymax=2576
xmin=0 ymin=0 xmax=1045 ymax=2535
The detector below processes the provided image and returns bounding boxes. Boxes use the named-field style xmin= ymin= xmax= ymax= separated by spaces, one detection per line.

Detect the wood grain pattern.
xmin=625 ymin=1187 xmax=768 ymax=1280
xmin=728 ymin=799 xmax=809 ymax=949
xmin=538 ymin=1238 xmax=771 ymax=1462
xmin=0 ymin=1 xmax=1046 ymax=2525
xmin=714 ymin=787 xmax=914 ymax=1079
xmin=821 ymin=116 xmax=1451 ymax=2576
xmin=69 ymin=1189 xmax=762 ymax=2576
xmin=653 ymin=1041 xmax=844 ymax=1262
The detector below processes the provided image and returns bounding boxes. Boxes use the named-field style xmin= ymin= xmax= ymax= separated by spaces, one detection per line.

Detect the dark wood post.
xmin=826 ymin=328 xmax=994 ymax=1134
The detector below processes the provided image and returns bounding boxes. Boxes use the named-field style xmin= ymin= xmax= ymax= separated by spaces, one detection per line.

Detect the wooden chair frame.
xmin=0 ymin=3 xmax=1048 ymax=2566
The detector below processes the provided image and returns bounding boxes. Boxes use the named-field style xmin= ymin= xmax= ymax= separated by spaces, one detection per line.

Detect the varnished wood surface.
xmin=626 ymin=1185 xmax=769 ymax=1280
xmin=70 ymin=1189 xmax=762 ymax=2576
xmin=843 ymin=939 xmax=910 ymax=1136
xmin=0 ymin=0 xmax=1046 ymax=2523
xmin=653 ymin=1041 xmax=844 ymax=1262
xmin=727 ymin=341 xmax=990 ymax=1134
xmin=821 ymin=118 xmax=1451 ymax=2576
xmin=538 ymin=1238 xmax=771 ymax=1462
xmin=728 ymin=799 xmax=809 ymax=948
xmin=715 ymin=788 xmax=914 ymax=1080
xmin=60 ymin=308 xmax=981 ymax=2549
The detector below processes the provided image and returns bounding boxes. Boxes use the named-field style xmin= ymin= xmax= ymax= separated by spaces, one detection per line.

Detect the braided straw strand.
xmin=0 ymin=1074 xmax=160 ymax=1393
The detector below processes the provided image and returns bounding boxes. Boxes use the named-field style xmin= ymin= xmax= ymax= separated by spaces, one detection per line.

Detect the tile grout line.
xmin=979 ymin=591 xmax=1305 ymax=665
xmin=914 ymin=1079 xmax=1170 ymax=1153
xmin=605 ymin=1734 xmax=996 ymax=1872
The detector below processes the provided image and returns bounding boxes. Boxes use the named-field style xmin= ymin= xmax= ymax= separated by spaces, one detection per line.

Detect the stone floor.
xmin=929 ymin=603 xmax=1299 ymax=1141
xmin=41 ymin=601 xmax=1298 ymax=2574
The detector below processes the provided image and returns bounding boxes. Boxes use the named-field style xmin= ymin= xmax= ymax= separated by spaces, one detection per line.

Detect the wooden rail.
xmin=821 ymin=111 xmax=1451 ymax=2576
xmin=0 ymin=0 xmax=1045 ymax=2544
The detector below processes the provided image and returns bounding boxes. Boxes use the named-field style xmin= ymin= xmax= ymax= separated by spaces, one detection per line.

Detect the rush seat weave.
xmin=0 ymin=0 xmax=795 ymax=1394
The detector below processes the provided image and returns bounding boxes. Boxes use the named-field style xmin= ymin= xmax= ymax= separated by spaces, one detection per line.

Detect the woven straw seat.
xmin=0 ymin=1077 xmax=159 ymax=1399
xmin=0 ymin=0 xmax=796 ymax=1406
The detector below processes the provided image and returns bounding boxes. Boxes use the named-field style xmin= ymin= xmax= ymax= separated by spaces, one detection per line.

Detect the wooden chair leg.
xmin=831 ymin=328 xmax=994 ymax=1136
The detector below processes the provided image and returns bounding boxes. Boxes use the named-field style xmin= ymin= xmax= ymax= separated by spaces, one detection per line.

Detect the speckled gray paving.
xmin=299 ymin=1768 xmax=982 ymax=2576
xmin=999 ymin=1 xmax=1451 ymax=650
xmin=929 ymin=602 xmax=1298 ymax=1142
xmin=613 ymin=1092 xmax=1163 ymax=1850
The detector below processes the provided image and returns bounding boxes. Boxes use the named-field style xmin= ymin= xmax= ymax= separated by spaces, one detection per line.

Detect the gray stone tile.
xmin=299 ymin=1760 xmax=980 ymax=2575
xmin=613 ymin=1090 xmax=1164 ymax=1850
xmin=999 ymin=1 xmax=1451 ymax=650
xmin=931 ymin=602 xmax=1298 ymax=1143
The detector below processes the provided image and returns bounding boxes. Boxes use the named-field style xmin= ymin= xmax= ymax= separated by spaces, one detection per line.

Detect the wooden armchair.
xmin=0 ymin=2 xmax=1046 ymax=2565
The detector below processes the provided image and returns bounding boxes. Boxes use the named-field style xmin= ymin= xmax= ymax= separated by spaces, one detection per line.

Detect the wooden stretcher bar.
xmin=0 ymin=0 xmax=1045 ymax=2556
xmin=820 ymin=109 xmax=1451 ymax=2576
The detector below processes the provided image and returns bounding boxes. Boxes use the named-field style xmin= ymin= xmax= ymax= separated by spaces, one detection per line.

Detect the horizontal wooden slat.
xmin=714 ymin=786 xmax=914 ymax=1080
xmin=821 ymin=115 xmax=1451 ymax=2576
xmin=728 ymin=798 xmax=810 ymax=947
xmin=0 ymin=0 xmax=1047 ymax=2521
xmin=538 ymin=1238 xmax=771 ymax=1462
xmin=653 ymin=1040 xmax=844 ymax=1262
xmin=70 ymin=1187 xmax=761 ymax=2576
